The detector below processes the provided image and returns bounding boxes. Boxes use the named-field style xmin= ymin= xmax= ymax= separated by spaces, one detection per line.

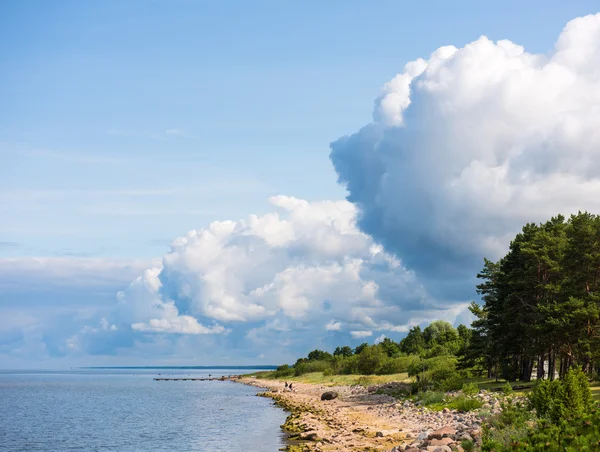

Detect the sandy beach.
xmin=238 ymin=377 xmax=484 ymax=452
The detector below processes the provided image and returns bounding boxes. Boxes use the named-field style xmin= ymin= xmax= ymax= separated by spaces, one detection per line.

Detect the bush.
xmin=482 ymin=369 xmax=599 ymax=451
xmin=529 ymin=366 xmax=593 ymax=423
xmin=357 ymin=345 xmax=386 ymax=375
xmin=416 ymin=391 xmax=445 ymax=406
xmin=462 ymin=382 xmax=479 ymax=396
xmin=437 ymin=375 xmax=464 ymax=392
xmin=481 ymin=401 xmax=532 ymax=450
xmin=501 ymin=382 xmax=513 ymax=395
xmin=269 ymin=364 xmax=295 ymax=378
xmin=482 ymin=403 xmax=600 ymax=451
xmin=339 ymin=355 xmax=359 ymax=375
xmin=294 ymin=360 xmax=332 ymax=376
xmin=448 ymin=395 xmax=483 ymax=412
xmin=375 ymin=355 xmax=419 ymax=375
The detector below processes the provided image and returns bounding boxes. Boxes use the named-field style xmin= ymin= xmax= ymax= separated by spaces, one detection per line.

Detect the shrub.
xmin=462 ymin=382 xmax=479 ymax=396
xmin=461 ymin=439 xmax=475 ymax=452
xmin=357 ymin=345 xmax=386 ymax=375
xmin=481 ymin=401 xmax=532 ymax=450
xmin=482 ymin=403 xmax=600 ymax=451
xmin=416 ymin=391 xmax=445 ymax=406
xmin=437 ymin=375 xmax=464 ymax=392
xmin=272 ymin=364 xmax=295 ymax=378
xmin=294 ymin=360 xmax=332 ymax=376
xmin=501 ymin=382 xmax=513 ymax=395
xmin=375 ymin=355 xmax=419 ymax=375
xmin=339 ymin=355 xmax=359 ymax=375
xmin=529 ymin=366 xmax=593 ymax=423
xmin=448 ymin=395 xmax=483 ymax=412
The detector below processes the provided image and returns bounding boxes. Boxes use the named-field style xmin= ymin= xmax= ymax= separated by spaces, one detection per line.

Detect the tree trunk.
xmin=537 ymin=354 xmax=545 ymax=380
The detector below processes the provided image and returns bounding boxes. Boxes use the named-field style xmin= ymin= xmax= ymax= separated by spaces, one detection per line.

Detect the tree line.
xmin=468 ymin=212 xmax=600 ymax=382
xmin=272 ymin=212 xmax=600 ymax=387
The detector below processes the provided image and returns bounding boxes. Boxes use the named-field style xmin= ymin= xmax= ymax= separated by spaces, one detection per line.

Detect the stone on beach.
xmin=428 ymin=426 xmax=456 ymax=440
xmin=320 ymin=391 xmax=338 ymax=401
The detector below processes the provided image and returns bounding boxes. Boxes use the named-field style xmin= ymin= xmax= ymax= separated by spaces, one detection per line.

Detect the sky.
xmin=2 ymin=0 xmax=600 ymax=368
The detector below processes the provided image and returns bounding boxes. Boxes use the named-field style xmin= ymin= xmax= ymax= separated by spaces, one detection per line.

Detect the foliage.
xmin=354 ymin=342 xmax=369 ymax=355
xmin=378 ymin=337 xmax=401 ymax=357
xmin=462 ymin=382 xmax=479 ymax=396
xmin=294 ymin=360 xmax=332 ymax=376
xmin=399 ymin=326 xmax=426 ymax=355
xmin=482 ymin=370 xmax=600 ymax=451
xmin=467 ymin=213 xmax=600 ymax=383
xmin=306 ymin=349 xmax=333 ymax=361
xmin=502 ymin=382 xmax=513 ymax=395
xmin=356 ymin=344 xmax=386 ymax=375
xmin=333 ymin=346 xmax=353 ymax=358
xmin=529 ymin=366 xmax=593 ymax=423
xmin=448 ymin=395 xmax=483 ymax=412
xmin=415 ymin=390 xmax=445 ymax=406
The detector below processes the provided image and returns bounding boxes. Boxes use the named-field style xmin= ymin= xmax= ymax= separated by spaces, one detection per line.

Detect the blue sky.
xmin=2 ymin=1 xmax=600 ymax=368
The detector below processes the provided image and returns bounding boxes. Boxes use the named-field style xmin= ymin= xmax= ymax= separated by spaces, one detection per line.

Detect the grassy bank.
xmin=250 ymin=370 xmax=411 ymax=386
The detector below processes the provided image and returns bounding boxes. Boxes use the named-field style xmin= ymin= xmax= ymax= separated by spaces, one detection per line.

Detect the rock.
xmin=429 ymin=438 xmax=454 ymax=447
xmin=428 ymin=426 xmax=456 ymax=440
xmin=321 ymin=391 xmax=338 ymax=401
xmin=456 ymin=433 xmax=472 ymax=442
xmin=404 ymin=448 xmax=420 ymax=452
xmin=451 ymin=446 xmax=464 ymax=452
xmin=417 ymin=432 xmax=430 ymax=440
xmin=300 ymin=432 xmax=319 ymax=441
xmin=429 ymin=446 xmax=452 ymax=452
xmin=376 ymin=431 xmax=385 ymax=437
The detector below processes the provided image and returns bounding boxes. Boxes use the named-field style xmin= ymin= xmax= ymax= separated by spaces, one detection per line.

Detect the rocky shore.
xmin=237 ymin=377 xmax=512 ymax=452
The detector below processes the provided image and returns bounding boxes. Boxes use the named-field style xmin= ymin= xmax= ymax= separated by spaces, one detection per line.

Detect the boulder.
xmin=321 ymin=391 xmax=338 ymax=401
xmin=428 ymin=426 xmax=456 ymax=440
xmin=429 ymin=437 xmax=454 ymax=447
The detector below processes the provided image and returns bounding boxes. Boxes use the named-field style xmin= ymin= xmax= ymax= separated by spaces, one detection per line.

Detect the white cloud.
xmin=325 ymin=321 xmax=341 ymax=331
xmin=132 ymin=316 xmax=226 ymax=334
xmin=114 ymin=196 xmax=458 ymax=340
xmin=0 ymin=257 xmax=157 ymax=290
xmin=331 ymin=13 xmax=600 ymax=286
xmin=374 ymin=333 xmax=386 ymax=344
xmin=350 ymin=330 xmax=373 ymax=339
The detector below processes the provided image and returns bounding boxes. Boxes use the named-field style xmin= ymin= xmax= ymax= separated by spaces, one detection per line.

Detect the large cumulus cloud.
xmin=330 ymin=13 xmax=600 ymax=297
xmin=70 ymin=196 xmax=469 ymax=359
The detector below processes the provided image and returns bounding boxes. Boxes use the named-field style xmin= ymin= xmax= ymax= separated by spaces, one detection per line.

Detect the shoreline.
xmin=235 ymin=377 xmax=487 ymax=452
xmin=237 ymin=377 xmax=407 ymax=452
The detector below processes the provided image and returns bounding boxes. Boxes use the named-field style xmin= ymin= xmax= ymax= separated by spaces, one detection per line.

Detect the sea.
xmin=0 ymin=367 xmax=288 ymax=452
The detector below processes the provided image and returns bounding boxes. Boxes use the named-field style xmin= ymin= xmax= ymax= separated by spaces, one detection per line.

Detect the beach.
xmin=238 ymin=377 xmax=486 ymax=452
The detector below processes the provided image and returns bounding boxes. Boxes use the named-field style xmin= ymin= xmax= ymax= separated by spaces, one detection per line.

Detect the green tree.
xmin=399 ymin=326 xmax=425 ymax=355
xmin=378 ymin=337 xmax=401 ymax=357
xmin=307 ymin=349 xmax=332 ymax=361
xmin=354 ymin=342 xmax=369 ymax=355
xmin=333 ymin=346 xmax=353 ymax=358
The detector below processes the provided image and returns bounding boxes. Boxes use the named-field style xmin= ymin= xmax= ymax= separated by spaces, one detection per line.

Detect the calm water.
xmin=0 ymin=368 xmax=287 ymax=452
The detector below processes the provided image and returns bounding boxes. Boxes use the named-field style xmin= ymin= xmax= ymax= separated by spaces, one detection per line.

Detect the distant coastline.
xmin=80 ymin=365 xmax=279 ymax=370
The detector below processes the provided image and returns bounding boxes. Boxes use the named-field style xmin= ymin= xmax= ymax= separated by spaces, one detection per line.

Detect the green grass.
xmin=248 ymin=371 xmax=411 ymax=386
xmin=591 ymin=383 xmax=600 ymax=401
